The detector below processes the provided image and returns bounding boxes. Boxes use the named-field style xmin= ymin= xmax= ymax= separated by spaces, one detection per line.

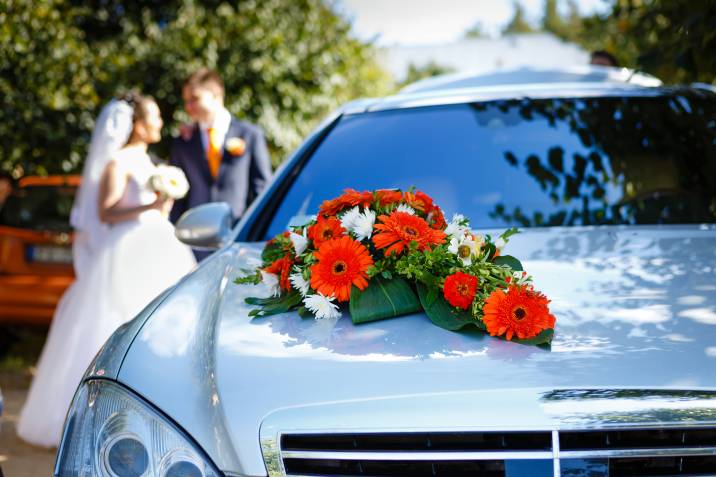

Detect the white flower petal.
xmin=340 ymin=206 xmax=375 ymax=241
xmin=340 ymin=206 xmax=361 ymax=231
xmin=396 ymin=204 xmax=416 ymax=215
xmin=289 ymin=271 xmax=310 ymax=297
xmin=303 ymin=293 xmax=341 ymax=320
xmin=290 ymin=231 xmax=308 ymax=255
xmin=445 ymin=213 xmax=470 ymax=238
xmin=260 ymin=271 xmax=280 ymax=297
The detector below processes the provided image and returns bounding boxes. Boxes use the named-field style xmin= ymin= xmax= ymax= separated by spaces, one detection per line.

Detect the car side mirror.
xmin=175 ymin=202 xmax=233 ymax=250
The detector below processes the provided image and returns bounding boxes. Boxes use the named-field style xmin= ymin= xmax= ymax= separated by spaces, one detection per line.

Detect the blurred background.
xmin=1 ymin=0 xmax=714 ymax=178
xmin=0 ymin=0 xmax=714 ymax=474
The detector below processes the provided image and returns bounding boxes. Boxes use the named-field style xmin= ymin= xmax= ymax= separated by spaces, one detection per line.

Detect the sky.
xmin=336 ymin=0 xmax=611 ymax=46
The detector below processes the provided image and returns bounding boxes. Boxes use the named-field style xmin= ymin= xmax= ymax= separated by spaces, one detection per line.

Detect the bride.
xmin=17 ymin=93 xmax=196 ymax=447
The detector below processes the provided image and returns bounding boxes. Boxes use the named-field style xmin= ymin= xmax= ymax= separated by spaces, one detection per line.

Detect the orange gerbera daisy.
xmin=443 ymin=272 xmax=479 ymax=309
xmin=376 ymin=189 xmax=403 ymax=208
xmin=264 ymin=255 xmax=294 ymax=291
xmin=403 ymin=190 xmax=435 ymax=213
xmin=319 ymin=189 xmax=373 ymax=216
xmin=427 ymin=207 xmax=447 ymax=230
xmin=310 ymin=236 xmax=374 ymax=301
xmin=482 ymin=285 xmax=556 ymax=341
xmin=373 ymin=211 xmax=446 ymax=256
xmin=308 ymin=216 xmax=345 ymax=247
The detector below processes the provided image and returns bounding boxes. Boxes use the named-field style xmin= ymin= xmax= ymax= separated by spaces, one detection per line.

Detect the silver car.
xmin=55 ymin=68 xmax=716 ymax=477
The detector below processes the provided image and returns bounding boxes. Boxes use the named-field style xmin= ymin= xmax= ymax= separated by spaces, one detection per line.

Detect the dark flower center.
xmin=513 ymin=307 xmax=527 ymax=321
xmin=458 ymin=244 xmax=471 ymax=258
xmin=456 ymin=283 xmax=470 ymax=296
xmin=332 ymin=260 xmax=347 ymax=275
xmin=403 ymin=226 xmax=418 ymax=237
xmin=321 ymin=229 xmax=334 ymax=240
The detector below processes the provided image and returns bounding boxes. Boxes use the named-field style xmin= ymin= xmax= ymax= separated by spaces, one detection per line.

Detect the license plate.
xmin=28 ymin=245 xmax=73 ymax=264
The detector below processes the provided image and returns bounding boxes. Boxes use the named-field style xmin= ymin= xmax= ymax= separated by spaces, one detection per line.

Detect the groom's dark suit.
xmin=169 ymin=116 xmax=272 ymax=223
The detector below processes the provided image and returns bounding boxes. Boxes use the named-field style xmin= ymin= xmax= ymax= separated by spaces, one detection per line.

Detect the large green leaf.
xmin=349 ymin=276 xmax=421 ymax=324
xmin=416 ymin=283 xmax=485 ymax=331
xmin=246 ymin=292 xmax=302 ymax=318
xmin=492 ymin=254 xmax=524 ymax=271
xmin=512 ymin=328 xmax=554 ymax=346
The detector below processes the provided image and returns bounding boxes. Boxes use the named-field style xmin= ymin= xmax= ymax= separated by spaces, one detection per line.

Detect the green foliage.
xmin=464 ymin=21 xmax=487 ymax=38
xmin=0 ymin=0 xmax=393 ymax=175
xmin=576 ymin=0 xmax=716 ymax=84
xmin=349 ymin=276 xmax=421 ymax=324
xmin=530 ymin=0 xmax=716 ymax=85
xmin=416 ymin=283 xmax=483 ymax=331
xmin=245 ymin=291 xmax=302 ymax=317
xmin=399 ymin=61 xmax=455 ymax=89
xmin=502 ymin=2 xmax=536 ymax=35
xmin=493 ymin=255 xmax=523 ymax=272
xmin=0 ymin=0 xmax=100 ymax=175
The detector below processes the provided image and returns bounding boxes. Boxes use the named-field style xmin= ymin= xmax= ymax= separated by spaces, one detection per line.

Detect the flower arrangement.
xmin=149 ymin=165 xmax=190 ymax=199
xmin=236 ymin=188 xmax=556 ymax=346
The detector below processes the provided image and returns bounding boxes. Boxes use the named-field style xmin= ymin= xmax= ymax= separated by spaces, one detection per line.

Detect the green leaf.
xmin=246 ymin=292 xmax=302 ymax=318
xmin=426 ymin=287 xmax=438 ymax=307
xmin=492 ymin=254 xmax=524 ymax=271
xmin=416 ymin=283 xmax=484 ymax=331
xmin=349 ymin=276 xmax=421 ymax=324
xmin=512 ymin=328 xmax=554 ymax=346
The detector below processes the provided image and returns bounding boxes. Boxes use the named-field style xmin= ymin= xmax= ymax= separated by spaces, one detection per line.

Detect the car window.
xmin=0 ymin=185 xmax=76 ymax=231
xmin=264 ymin=94 xmax=716 ymax=239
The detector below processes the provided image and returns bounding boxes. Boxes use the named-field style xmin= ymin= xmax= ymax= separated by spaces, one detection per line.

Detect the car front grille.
xmin=276 ymin=428 xmax=716 ymax=476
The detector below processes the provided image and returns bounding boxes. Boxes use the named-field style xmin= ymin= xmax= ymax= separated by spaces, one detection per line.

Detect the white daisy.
xmin=303 ymin=293 xmax=341 ymax=320
xmin=339 ymin=206 xmax=361 ymax=231
xmin=260 ymin=271 xmax=280 ymax=297
xmin=289 ymin=270 xmax=310 ymax=297
xmin=395 ymin=203 xmax=416 ymax=215
xmin=290 ymin=230 xmax=308 ymax=255
xmin=448 ymin=234 xmax=480 ymax=266
xmin=340 ymin=206 xmax=376 ymax=241
xmin=445 ymin=213 xmax=470 ymax=238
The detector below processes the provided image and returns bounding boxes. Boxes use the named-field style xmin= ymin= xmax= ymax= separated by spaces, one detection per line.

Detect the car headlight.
xmin=55 ymin=379 xmax=221 ymax=477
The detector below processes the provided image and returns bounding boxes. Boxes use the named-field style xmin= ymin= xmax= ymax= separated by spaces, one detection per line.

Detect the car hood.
xmin=118 ymin=225 xmax=716 ymax=476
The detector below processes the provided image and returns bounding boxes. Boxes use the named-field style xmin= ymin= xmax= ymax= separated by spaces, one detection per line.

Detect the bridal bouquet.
xmin=149 ymin=165 xmax=190 ymax=199
xmin=236 ymin=188 xmax=556 ymax=346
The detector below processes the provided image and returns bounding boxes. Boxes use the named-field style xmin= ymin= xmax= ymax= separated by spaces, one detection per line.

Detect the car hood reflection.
xmin=118 ymin=224 xmax=716 ymax=476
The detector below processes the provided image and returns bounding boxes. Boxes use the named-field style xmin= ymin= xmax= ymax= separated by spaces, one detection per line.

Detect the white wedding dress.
xmin=17 ymin=147 xmax=196 ymax=447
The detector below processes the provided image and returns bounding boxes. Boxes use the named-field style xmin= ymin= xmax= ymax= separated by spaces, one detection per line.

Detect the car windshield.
xmin=263 ymin=92 xmax=716 ymax=239
xmin=0 ymin=185 xmax=76 ymax=232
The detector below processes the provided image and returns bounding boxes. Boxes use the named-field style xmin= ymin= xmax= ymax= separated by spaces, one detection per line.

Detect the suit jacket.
xmin=169 ymin=116 xmax=272 ymax=223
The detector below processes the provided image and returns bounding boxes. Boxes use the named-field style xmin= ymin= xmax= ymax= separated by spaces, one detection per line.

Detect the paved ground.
xmin=1 ymin=325 xmax=56 ymax=477
xmin=1 ymin=379 xmax=56 ymax=477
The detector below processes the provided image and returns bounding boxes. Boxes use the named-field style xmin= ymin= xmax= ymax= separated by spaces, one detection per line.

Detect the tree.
xmin=0 ymin=1 xmax=101 ymax=175
xmin=399 ymin=61 xmax=455 ymax=88
xmin=464 ymin=21 xmax=486 ymax=39
xmin=541 ymin=0 xmax=582 ymax=42
xmin=502 ymin=2 xmax=536 ymax=35
xmin=576 ymin=0 xmax=716 ymax=84
xmin=0 ymin=0 xmax=393 ymax=175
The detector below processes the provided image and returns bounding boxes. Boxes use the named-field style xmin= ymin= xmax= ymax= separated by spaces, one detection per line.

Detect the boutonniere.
xmin=226 ymin=137 xmax=247 ymax=156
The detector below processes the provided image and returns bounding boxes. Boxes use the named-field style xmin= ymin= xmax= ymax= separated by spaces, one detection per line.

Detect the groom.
xmin=170 ymin=68 xmax=272 ymax=225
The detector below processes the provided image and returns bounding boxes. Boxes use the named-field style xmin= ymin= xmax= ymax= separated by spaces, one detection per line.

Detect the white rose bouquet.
xmin=149 ymin=165 xmax=190 ymax=199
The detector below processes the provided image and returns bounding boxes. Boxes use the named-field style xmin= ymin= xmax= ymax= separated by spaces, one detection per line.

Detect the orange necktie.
xmin=206 ymin=127 xmax=222 ymax=179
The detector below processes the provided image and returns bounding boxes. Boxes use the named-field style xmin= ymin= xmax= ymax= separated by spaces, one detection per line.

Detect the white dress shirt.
xmin=198 ymin=107 xmax=232 ymax=151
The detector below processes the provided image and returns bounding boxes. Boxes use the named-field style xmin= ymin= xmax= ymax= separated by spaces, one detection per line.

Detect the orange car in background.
xmin=0 ymin=175 xmax=80 ymax=324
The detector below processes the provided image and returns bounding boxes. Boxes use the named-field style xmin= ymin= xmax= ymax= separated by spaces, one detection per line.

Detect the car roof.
xmin=400 ymin=65 xmax=663 ymax=94
xmin=338 ymin=66 xmax=714 ymax=115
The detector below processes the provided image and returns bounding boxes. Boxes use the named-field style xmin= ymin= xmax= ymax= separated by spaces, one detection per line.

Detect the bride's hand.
xmin=150 ymin=194 xmax=174 ymax=217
